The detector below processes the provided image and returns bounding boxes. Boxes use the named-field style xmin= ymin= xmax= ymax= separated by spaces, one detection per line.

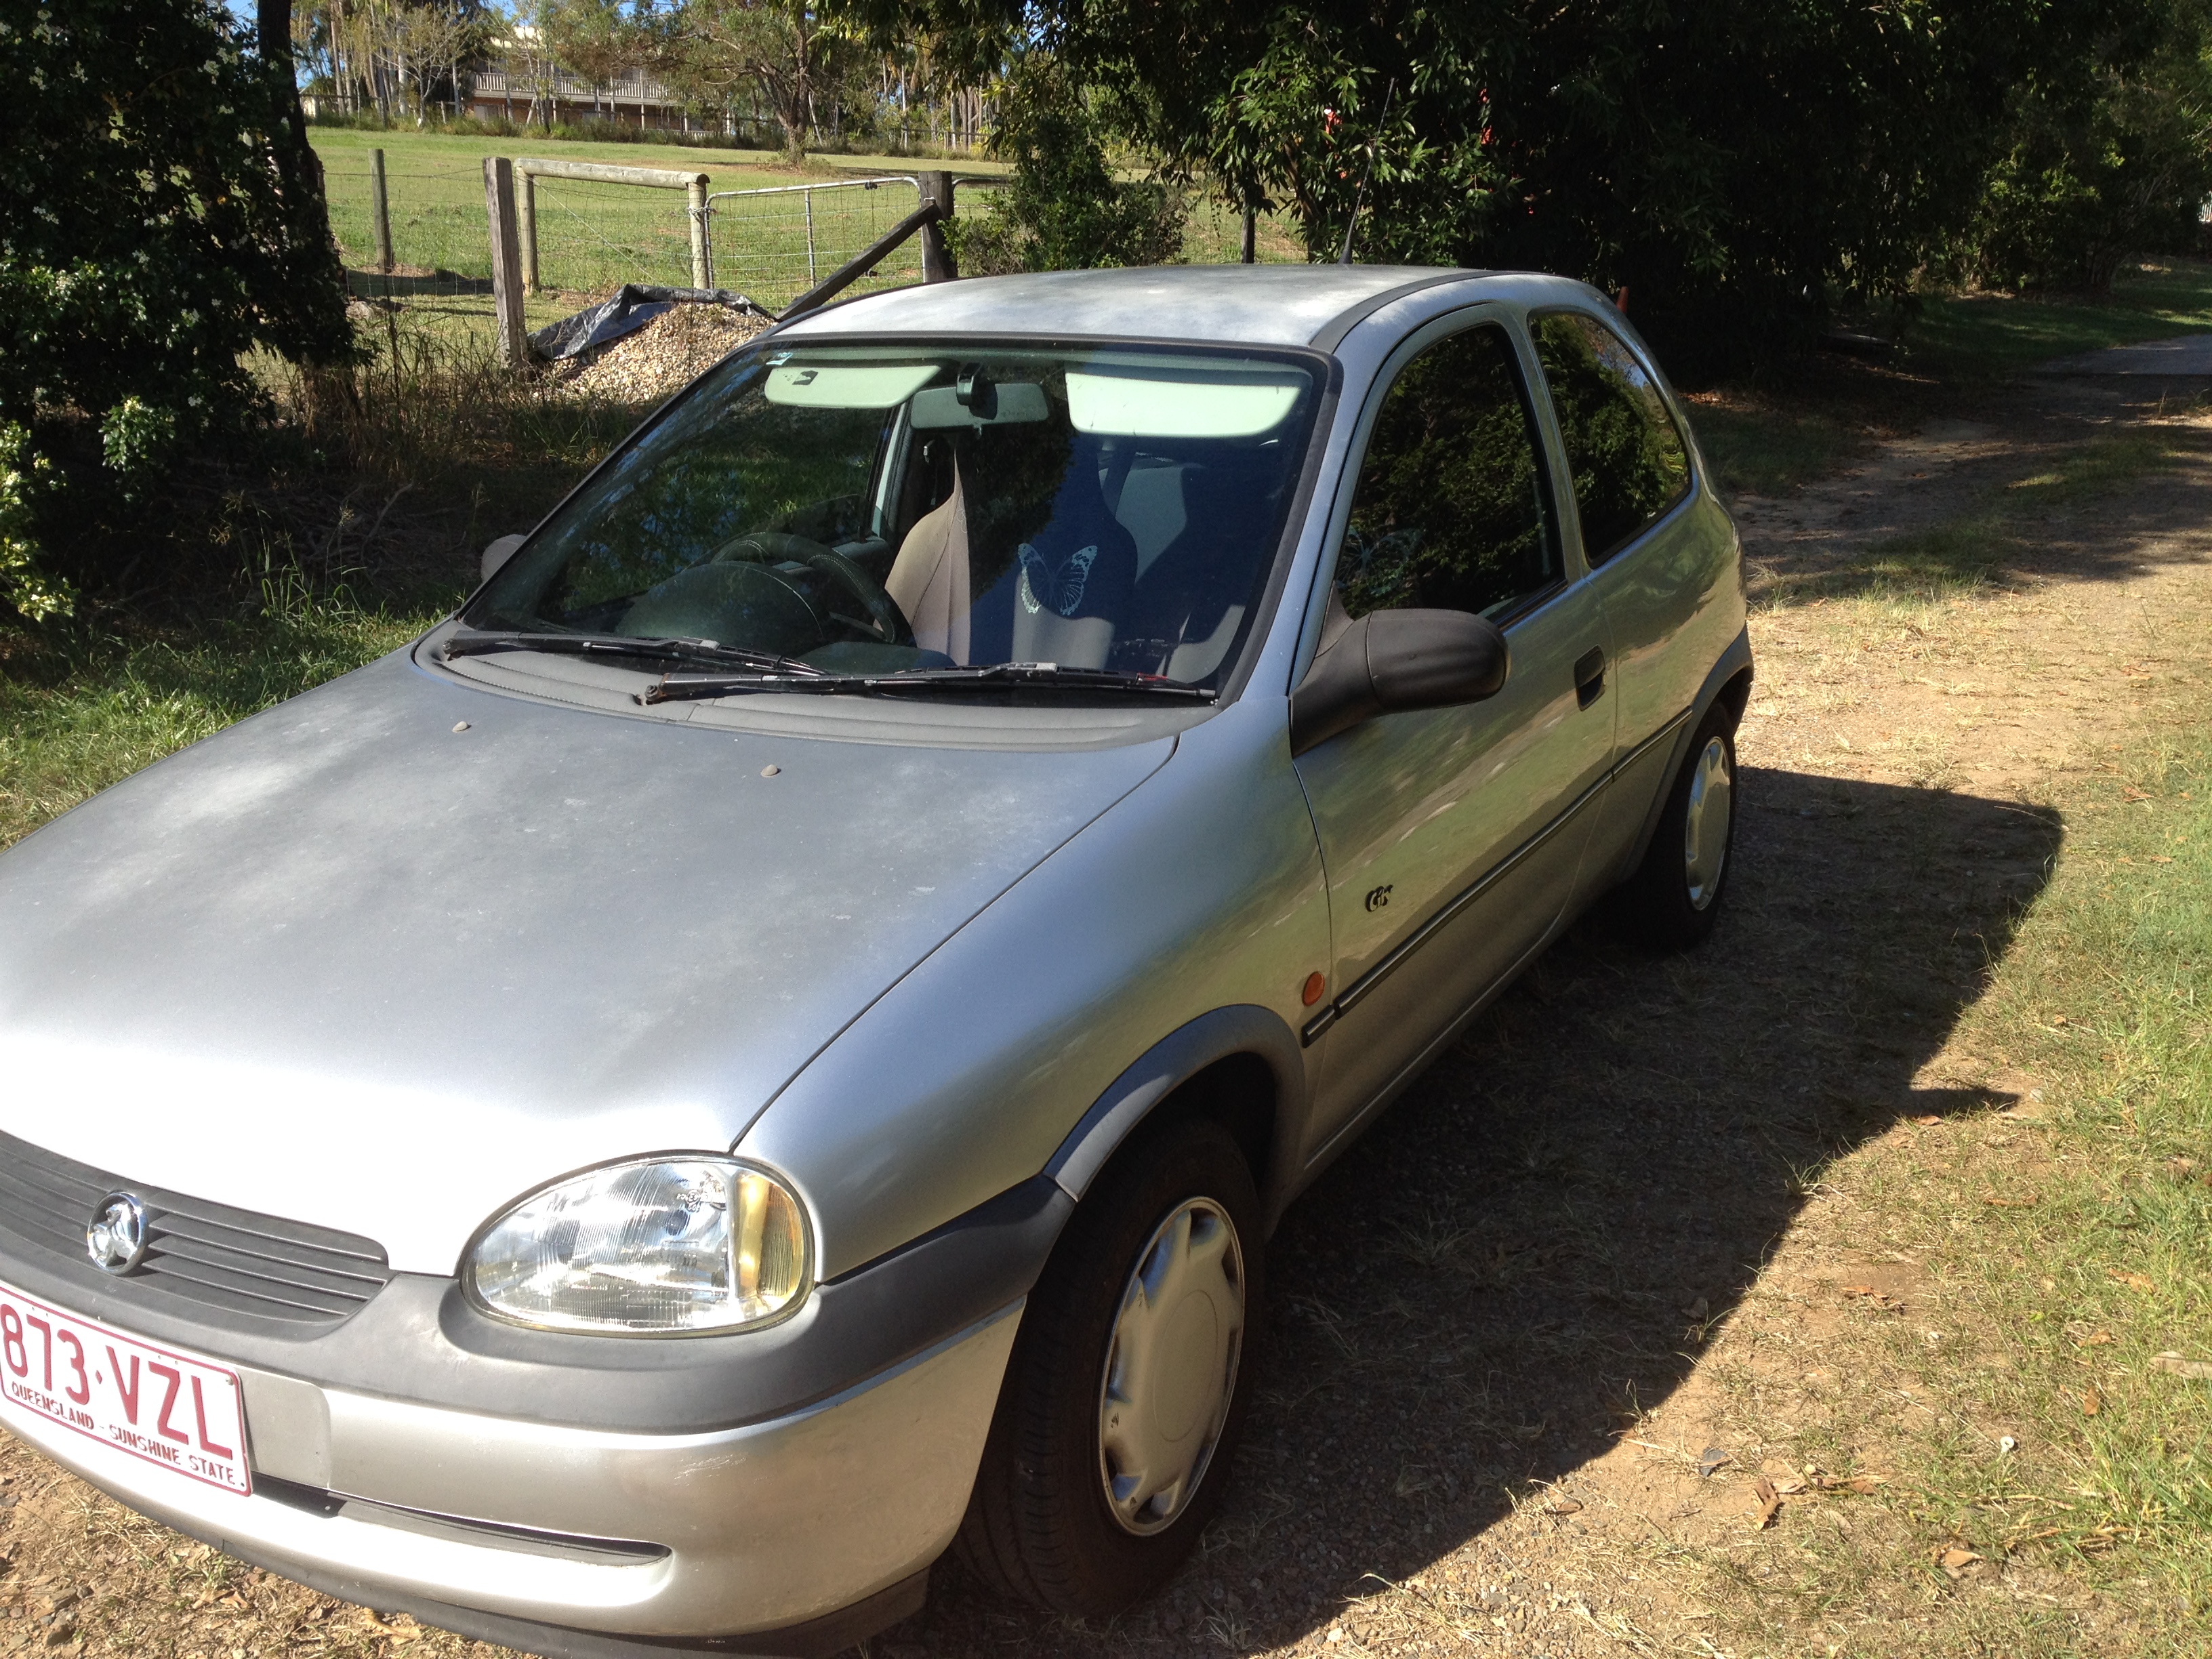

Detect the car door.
xmin=1294 ymin=310 xmax=1616 ymax=1162
xmin=1528 ymin=308 xmax=1711 ymax=876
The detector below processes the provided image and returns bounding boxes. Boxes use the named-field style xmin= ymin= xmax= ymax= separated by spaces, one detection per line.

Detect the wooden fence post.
xmin=483 ymin=157 xmax=529 ymax=367
xmin=370 ymin=148 xmax=394 ymax=274
xmin=918 ymin=171 xmax=956 ymax=282
xmin=689 ymin=176 xmax=711 ymax=290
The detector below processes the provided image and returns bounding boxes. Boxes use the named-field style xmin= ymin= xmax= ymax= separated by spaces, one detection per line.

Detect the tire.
xmin=957 ymin=1116 xmax=1263 ymax=1615
xmin=1620 ymin=704 xmax=1738 ymax=949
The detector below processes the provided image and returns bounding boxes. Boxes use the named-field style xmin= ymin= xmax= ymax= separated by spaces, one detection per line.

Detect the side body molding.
xmin=1044 ymin=1005 xmax=1307 ymax=1206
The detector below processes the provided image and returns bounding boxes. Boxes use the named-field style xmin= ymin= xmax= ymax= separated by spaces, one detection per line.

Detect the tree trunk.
xmin=255 ymin=0 xmax=356 ymax=382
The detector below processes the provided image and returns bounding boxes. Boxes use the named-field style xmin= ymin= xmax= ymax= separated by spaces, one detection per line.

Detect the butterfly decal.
xmin=1017 ymin=542 xmax=1100 ymax=617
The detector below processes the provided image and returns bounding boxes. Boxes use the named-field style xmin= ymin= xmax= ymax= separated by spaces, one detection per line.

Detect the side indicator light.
xmin=1302 ymin=972 xmax=1327 ymax=1007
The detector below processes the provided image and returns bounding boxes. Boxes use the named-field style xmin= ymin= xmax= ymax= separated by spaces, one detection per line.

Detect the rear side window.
xmin=1532 ymin=312 xmax=1691 ymax=565
xmin=1337 ymin=323 xmax=1560 ymax=621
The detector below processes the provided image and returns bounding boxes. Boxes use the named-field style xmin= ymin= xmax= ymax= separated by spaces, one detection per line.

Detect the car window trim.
xmin=461 ymin=331 xmax=1341 ymax=711
xmin=1292 ymin=303 xmax=1572 ymax=689
xmin=1525 ymin=305 xmax=1698 ymax=567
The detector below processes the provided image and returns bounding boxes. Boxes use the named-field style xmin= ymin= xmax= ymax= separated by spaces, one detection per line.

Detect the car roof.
xmin=775 ymin=264 xmax=1528 ymax=349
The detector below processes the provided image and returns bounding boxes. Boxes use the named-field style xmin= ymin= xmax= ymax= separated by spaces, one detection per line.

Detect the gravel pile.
xmin=550 ymin=302 xmax=773 ymax=403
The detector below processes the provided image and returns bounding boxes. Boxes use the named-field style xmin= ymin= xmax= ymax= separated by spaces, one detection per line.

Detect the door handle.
xmin=1574 ymin=646 xmax=1607 ymax=709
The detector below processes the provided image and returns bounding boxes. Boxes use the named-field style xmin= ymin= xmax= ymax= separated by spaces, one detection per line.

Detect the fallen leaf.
xmin=1840 ymin=1284 xmax=1879 ymax=1296
xmin=2085 ymin=1330 xmax=2116 ymax=1345
xmin=2152 ymin=1352 xmax=2212 ymax=1380
xmin=1841 ymin=1474 xmax=1889 ymax=1494
xmin=1698 ymin=1447 xmax=1732 ymax=1479
xmin=2109 ymin=1270 xmax=2156 ymax=1292
xmin=1683 ymin=1296 xmax=1710 ymax=1319
xmin=2051 ymin=1013 xmax=2070 ymax=1025
xmin=1937 ymin=1546 xmax=1984 ymax=1579
xmin=1543 ymin=1496 xmax=1584 ymax=1516
xmin=2083 ymin=1387 xmax=2103 ymax=1416
xmin=1752 ymin=1477 xmax=1782 ymax=1529
xmin=1772 ymin=1476 xmax=1808 ymax=1495
xmin=2150 ymin=855 xmax=2174 ymax=863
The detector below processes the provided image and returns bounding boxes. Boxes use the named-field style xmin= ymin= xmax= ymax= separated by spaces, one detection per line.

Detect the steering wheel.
xmin=708 ymin=531 xmax=907 ymax=645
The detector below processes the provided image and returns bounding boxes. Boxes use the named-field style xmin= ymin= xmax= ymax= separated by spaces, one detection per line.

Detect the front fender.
xmin=735 ymin=695 xmax=1330 ymax=1281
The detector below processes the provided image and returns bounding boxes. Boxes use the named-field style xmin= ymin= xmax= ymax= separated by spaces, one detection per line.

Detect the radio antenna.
xmin=1337 ymin=77 xmax=1397 ymax=265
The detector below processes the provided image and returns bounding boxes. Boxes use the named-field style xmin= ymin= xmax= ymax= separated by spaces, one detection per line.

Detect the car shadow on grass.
xmin=893 ymin=762 xmax=2062 ymax=1655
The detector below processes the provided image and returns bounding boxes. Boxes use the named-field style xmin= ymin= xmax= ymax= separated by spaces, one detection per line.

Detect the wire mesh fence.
xmin=704 ymin=177 xmax=924 ymax=310
xmin=325 ymin=159 xmax=498 ymax=293
xmin=529 ymin=173 xmax=703 ymax=293
xmin=321 ymin=154 xmax=1311 ymax=354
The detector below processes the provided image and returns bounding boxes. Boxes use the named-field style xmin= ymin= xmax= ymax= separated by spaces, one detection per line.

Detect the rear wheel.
xmin=1621 ymin=705 xmax=1737 ymax=949
xmin=958 ymin=1117 xmax=1261 ymax=1614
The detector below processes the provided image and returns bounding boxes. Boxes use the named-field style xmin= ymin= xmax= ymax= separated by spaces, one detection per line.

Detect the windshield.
xmin=467 ymin=340 xmax=1324 ymax=688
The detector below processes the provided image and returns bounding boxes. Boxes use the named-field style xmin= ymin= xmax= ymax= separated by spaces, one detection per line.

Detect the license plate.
xmin=0 ymin=1279 xmax=251 ymax=1496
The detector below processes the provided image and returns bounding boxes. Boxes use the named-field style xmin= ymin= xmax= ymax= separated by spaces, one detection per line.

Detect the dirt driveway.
xmin=1 ymin=373 xmax=2208 ymax=1658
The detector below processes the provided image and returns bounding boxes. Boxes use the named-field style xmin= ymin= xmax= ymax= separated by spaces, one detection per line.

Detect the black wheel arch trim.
xmin=1044 ymin=1004 xmax=1307 ymax=1219
xmin=1618 ymin=627 xmax=1754 ymax=878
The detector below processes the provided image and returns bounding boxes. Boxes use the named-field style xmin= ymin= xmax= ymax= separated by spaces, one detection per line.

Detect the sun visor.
xmin=763 ymin=363 xmax=939 ymax=408
xmin=1067 ymin=370 xmax=1303 ymax=437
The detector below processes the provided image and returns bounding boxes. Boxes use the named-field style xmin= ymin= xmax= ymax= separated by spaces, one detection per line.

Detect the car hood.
xmin=0 ymin=650 xmax=1172 ymax=1273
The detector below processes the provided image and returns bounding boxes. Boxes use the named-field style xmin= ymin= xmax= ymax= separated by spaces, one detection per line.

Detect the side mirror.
xmin=480 ymin=533 xmax=527 ymax=583
xmin=1289 ymin=607 xmax=1510 ymax=756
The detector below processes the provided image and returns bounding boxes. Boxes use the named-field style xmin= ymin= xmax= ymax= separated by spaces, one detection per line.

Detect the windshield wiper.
xmin=442 ymin=630 xmax=823 ymax=678
xmin=640 ymin=662 xmax=1220 ymax=705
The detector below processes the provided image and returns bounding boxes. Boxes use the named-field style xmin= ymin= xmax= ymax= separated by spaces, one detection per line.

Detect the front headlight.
xmin=466 ymin=1155 xmax=811 ymax=1335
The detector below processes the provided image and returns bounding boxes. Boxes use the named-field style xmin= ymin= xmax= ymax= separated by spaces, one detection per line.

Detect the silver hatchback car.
xmin=0 ymin=266 xmax=1748 ymax=1655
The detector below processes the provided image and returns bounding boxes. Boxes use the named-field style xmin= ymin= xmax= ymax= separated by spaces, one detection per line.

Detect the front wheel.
xmin=957 ymin=1118 xmax=1262 ymax=1614
xmin=1620 ymin=706 xmax=1737 ymax=949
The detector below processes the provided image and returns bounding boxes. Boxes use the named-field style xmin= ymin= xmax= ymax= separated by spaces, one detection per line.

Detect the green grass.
xmin=1910 ymin=258 xmax=2212 ymax=378
xmin=1689 ymin=399 xmax=1875 ymax=497
xmin=313 ymin=126 xmax=1298 ymax=325
xmin=1899 ymin=713 xmax=2212 ymax=1634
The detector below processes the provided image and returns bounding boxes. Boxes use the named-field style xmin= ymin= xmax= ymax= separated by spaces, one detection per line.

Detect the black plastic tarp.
xmin=529 ymin=285 xmax=775 ymax=363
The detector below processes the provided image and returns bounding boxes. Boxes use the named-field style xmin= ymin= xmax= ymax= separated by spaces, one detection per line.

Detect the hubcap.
xmin=1683 ymin=735 xmax=1733 ymax=911
xmin=1097 ymin=1197 xmax=1246 ymax=1536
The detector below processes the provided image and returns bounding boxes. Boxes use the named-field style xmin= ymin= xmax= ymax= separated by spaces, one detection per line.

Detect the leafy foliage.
xmin=943 ymin=59 xmax=1185 ymax=276
xmin=1970 ymin=5 xmax=2212 ymax=291
xmin=869 ymin=0 xmax=2198 ymax=371
xmin=0 ymin=0 xmax=353 ymax=617
xmin=650 ymin=0 xmax=851 ymax=163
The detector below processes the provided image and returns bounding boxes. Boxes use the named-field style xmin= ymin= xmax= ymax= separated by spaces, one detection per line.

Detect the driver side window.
xmin=1338 ymin=323 xmax=1561 ymax=621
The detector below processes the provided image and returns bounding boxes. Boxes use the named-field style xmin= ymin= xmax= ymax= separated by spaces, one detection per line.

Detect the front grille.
xmin=0 ymin=1130 xmax=392 ymax=1328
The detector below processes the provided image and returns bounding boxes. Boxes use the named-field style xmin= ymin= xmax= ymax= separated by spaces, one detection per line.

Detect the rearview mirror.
xmin=1289 ymin=607 xmax=1510 ymax=756
xmin=480 ymin=534 xmax=526 ymax=583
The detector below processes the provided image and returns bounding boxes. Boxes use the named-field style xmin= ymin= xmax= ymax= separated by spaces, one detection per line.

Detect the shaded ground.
xmin=1 ymin=378 xmax=2209 ymax=1657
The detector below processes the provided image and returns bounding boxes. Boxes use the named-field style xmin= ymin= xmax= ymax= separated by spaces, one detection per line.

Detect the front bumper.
xmin=5 ymin=1300 xmax=1019 ymax=1650
xmin=0 ymin=1146 xmax=1073 ymax=1654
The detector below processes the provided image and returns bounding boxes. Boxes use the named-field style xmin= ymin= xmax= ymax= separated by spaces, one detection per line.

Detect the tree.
xmin=859 ymin=0 xmax=2152 ymax=371
xmin=947 ymin=58 xmax=1186 ymax=274
xmin=545 ymin=0 xmax=638 ymax=121
xmin=0 ymin=0 xmax=354 ymax=618
xmin=655 ymin=0 xmax=847 ymax=163
xmin=1971 ymin=2 xmax=2212 ymax=290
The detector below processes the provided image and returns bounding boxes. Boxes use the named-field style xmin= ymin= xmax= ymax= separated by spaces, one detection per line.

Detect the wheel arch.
xmin=1044 ymin=1005 xmax=1303 ymax=1227
xmin=1621 ymin=628 xmax=1755 ymax=876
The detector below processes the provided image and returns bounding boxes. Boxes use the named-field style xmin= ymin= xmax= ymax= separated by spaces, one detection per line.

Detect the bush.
xmin=944 ymin=60 xmax=1186 ymax=276
xmin=0 ymin=0 xmax=352 ymax=619
xmin=1969 ymin=24 xmax=2212 ymax=293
